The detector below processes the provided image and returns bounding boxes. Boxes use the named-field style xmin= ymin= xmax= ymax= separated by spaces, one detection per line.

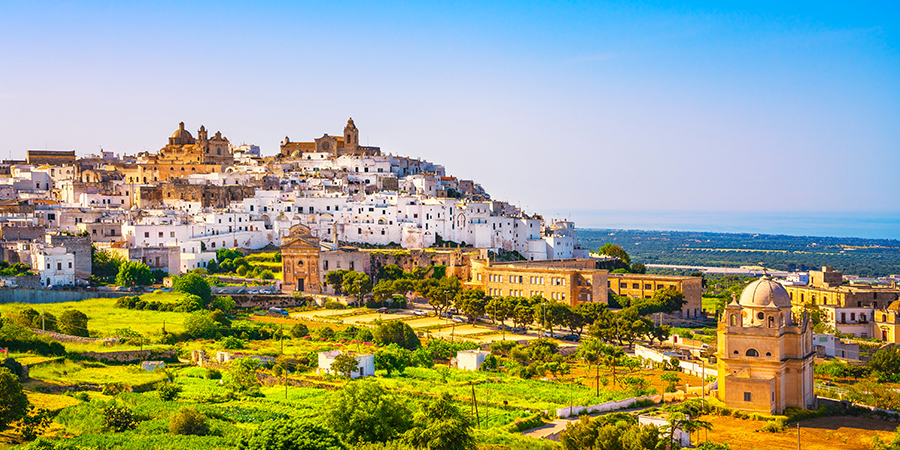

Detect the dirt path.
xmin=702 ymin=415 xmax=897 ymax=450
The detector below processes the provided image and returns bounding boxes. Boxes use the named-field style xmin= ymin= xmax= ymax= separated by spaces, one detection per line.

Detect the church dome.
xmin=171 ymin=122 xmax=193 ymax=140
xmin=739 ymin=277 xmax=792 ymax=308
xmin=887 ymin=300 xmax=900 ymax=312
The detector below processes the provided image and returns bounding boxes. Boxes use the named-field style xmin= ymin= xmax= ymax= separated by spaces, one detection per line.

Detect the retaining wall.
xmin=0 ymin=289 xmax=127 ymax=304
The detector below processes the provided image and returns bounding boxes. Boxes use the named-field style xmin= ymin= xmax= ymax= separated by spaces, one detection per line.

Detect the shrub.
xmin=290 ymin=323 xmax=309 ymax=338
xmin=220 ymin=336 xmax=246 ymax=350
xmin=173 ymin=273 xmax=211 ymax=305
xmin=101 ymin=404 xmax=136 ymax=432
xmin=205 ymin=368 xmax=222 ymax=380
xmin=259 ymin=270 xmax=275 ymax=280
xmin=169 ymin=406 xmax=209 ymax=436
xmin=324 ymin=301 xmax=346 ymax=310
xmin=16 ymin=406 xmax=51 ymax=441
xmin=0 ymin=367 xmax=28 ymax=430
xmin=316 ymin=326 xmax=335 ymax=341
xmin=210 ymin=296 xmax=236 ymax=315
xmin=101 ymin=383 xmax=126 ymax=396
xmin=238 ymin=419 xmax=345 ymax=450
xmin=157 ymin=382 xmax=182 ymax=401
xmin=58 ymin=309 xmax=89 ymax=337
xmin=761 ymin=419 xmax=786 ymax=433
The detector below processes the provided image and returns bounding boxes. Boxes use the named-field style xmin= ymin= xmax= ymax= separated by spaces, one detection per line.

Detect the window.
xmin=744 ymin=392 xmax=752 ymax=402
xmin=644 ymin=284 xmax=652 ymax=289
xmin=158 ymin=232 xmax=163 ymax=238
xmin=746 ymin=349 xmax=759 ymax=357
xmin=144 ymin=232 xmax=150 ymax=238
xmin=632 ymin=283 xmax=639 ymax=289
xmin=57 ymin=263 xmax=62 ymax=270
xmin=729 ymin=314 xmax=736 ymax=326
xmin=68 ymin=262 xmax=72 ymax=269
xmin=171 ymin=232 xmax=175 ymax=238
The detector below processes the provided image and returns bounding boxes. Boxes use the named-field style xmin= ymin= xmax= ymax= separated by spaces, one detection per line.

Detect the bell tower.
xmin=344 ymin=118 xmax=359 ymax=153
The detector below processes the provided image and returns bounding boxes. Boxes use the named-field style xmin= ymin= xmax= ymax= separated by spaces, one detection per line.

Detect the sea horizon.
xmin=546 ymin=210 xmax=900 ymax=241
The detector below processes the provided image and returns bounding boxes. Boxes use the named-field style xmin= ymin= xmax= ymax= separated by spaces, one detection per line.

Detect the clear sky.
xmin=1 ymin=1 xmax=898 ymax=223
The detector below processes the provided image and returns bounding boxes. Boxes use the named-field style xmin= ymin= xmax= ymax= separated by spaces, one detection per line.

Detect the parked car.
xmin=413 ymin=310 xmax=428 ymax=317
xmin=376 ymin=307 xmax=388 ymax=314
xmin=512 ymin=327 xmax=526 ymax=333
xmin=542 ymin=331 xmax=560 ymax=338
xmin=561 ymin=334 xmax=580 ymax=342
xmin=452 ymin=316 xmax=467 ymax=323
xmin=439 ymin=312 xmax=453 ymax=319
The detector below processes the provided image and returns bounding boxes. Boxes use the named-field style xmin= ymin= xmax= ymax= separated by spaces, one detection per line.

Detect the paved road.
xmin=522 ymin=403 xmax=663 ymax=440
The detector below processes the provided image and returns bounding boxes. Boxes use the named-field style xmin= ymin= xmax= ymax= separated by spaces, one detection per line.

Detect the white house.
xmin=813 ymin=333 xmax=860 ymax=360
xmin=638 ymin=414 xmax=690 ymax=447
xmin=317 ymin=350 xmax=375 ymax=378
xmin=456 ymin=350 xmax=491 ymax=371
xmin=33 ymin=246 xmax=75 ymax=286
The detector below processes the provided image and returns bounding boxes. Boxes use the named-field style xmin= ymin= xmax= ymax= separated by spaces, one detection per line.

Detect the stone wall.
xmin=368 ymin=249 xmax=476 ymax=280
xmin=78 ymin=348 xmax=178 ymax=363
xmin=0 ymin=275 xmax=42 ymax=289
xmin=31 ymin=328 xmax=118 ymax=345
xmin=230 ymin=294 xmax=306 ymax=309
xmin=0 ymin=288 xmax=127 ymax=304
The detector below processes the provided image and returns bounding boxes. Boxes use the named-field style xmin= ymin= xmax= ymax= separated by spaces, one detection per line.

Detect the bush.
xmin=760 ymin=419 xmax=787 ymax=433
xmin=210 ymin=296 xmax=236 ymax=315
xmin=373 ymin=320 xmax=420 ymax=350
xmin=169 ymin=406 xmax=209 ymax=436
xmin=157 ymin=382 xmax=182 ymax=401
xmin=220 ymin=336 xmax=246 ymax=350
xmin=324 ymin=301 xmax=346 ymax=310
xmin=316 ymin=327 xmax=335 ymax=341
xmin=115 ymin=261 xmax=153 ymax=287
xmin=238 ymin=419 xmax=345 ymax=450
xmin=290 ymin=323 xmax=309 ymax=338
xmin=205 ymin=368 xmax=222 ymax=380
xmin=173 ymin=273 xmax=211 ymax=306
xmin=0 ymin=367 xmax=28 ymax=430
xmin=102 ymin=404 xmax=136 ymax=432
xmin=58 ymin=309 xmax=89 ymax=337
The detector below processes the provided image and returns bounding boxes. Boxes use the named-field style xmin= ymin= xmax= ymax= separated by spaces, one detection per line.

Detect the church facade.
xmin=717 ymin=278 xmax=816 ymax=414
xmin=279 ymin=118 xmax=381 ymax=158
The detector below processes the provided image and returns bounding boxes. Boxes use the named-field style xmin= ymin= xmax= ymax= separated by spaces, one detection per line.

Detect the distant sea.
xmin=546 ymin=210 xmax=900 ymax=240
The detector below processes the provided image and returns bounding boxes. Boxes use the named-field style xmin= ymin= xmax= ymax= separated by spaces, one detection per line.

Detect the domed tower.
xmin=717 ymin=277 xmax=816 ymax=414
xmin=168 ymin=122 xmax=195 ymax=146
xmin=343 ymin=117 xmax=359 ymax=153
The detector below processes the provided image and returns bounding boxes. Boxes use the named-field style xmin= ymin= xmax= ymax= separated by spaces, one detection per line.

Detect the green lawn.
xmin=28 ymin=360 xmax=169 ymax=386
xmin=0 ymin=293 xmax=191 ymax=337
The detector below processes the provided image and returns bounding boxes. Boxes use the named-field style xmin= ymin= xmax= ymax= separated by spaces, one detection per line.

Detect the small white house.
xmin=457 ymin=350 xmax=491 ymax=371
xmin=813 ymin=333 xmax=860 ymax=360
xmin=33 ymin=246 xmax=75 ymax=287
xmin=638 ymin=414 xmax=690 ymax=447
xmin=317 ymin=350 xmax=375 ymax=378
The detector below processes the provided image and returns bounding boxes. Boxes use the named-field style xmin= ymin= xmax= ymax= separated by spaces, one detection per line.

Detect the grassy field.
xmin=28 ymin=360 xmax=170 ymax=386
xmin=701 ymin=414 xmax=897 ymax=450
xmin=0 ymin=293 xmax=190 ymax=337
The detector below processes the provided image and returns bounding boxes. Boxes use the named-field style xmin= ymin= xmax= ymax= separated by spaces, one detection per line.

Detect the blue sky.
xmin=1 ymin=1 xmax=898 ymax=223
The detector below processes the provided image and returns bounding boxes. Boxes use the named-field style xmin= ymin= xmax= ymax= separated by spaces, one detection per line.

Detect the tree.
xmin=373 ymin=320 xmax=420 ymax=350
xmin=225 ymin=357 xmax=261 ymax=395
xmin=373 ymin=280 xmax=395 ymax=306
xmin=485 ymin=297 xmax=513 ymax=338
xmin=600 ymin=343 xmax=625 ymax=387
xmin=173 ymin=273 xmax=211 ymax=306
xmin=91 ymin=246 xmax=123 ymax=282
xmin=183 ymin=311 xmax=217 ymax=339
xmin=455 ymin=289 xmax=486 ymax=322
xmin=375 ymin=344 xmax=413 ymax=376
xmin=323 ymin=379 xmax=412 ymax=443
xmin=597 ymin=243 xmax=631 ymax=265
xmin=511 ymin=298 xmax=536 ymax=330
xmin=290 ymin=323 xmax=309 ymax=338
xmin=102 ymin=404 xmax=136 ymax=432
xmin=650 ymin=288 xmax=687 ymax=315
xmin=0 ymin=367 xmax=28 ymax=430
xmin=377 ymin=264 xmax=405 ymax=282
xmin=331 ymin=352 xmax=360 ymax=378
xmin=564 ymin=306 xmax=588 ymax=337
xmin=660 ymin=372 xmax=681 ymax=393
xmin=238 ymin=419 xmax=346 ymax=450
xmin=169 ymin=406 xmax=209 ymax=436
xmin=209 ymin=295 xmax=236 ymax=315
xmin=341 ymin=271 xmax=372 ymax=304
xmin=630 ymin=262 xmax=647 ymax=274
xmin=325 ymin=270 xmax=348 ymax=295
xmin=403 ymin=393 xmax=475 ymax=450
xmin=649 ymin=325 xmax=671 ymax=346
xmin=663 ymin=412 xmax=712 ymax=447
xmin=870 ymin=346 xmax=900 ymax=378
xmin=534 ymin=301 xmax=568 ymax=336
xmin=115 ymin=261 xmax=153 ymax=287
xmin=58 ymin=309 xmax=88 ymax=337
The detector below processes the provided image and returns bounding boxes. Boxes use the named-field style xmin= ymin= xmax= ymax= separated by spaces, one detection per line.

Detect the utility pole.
xmin=471 ymin=382 xmax=480 ymax=429
xmin=280 ymin=324 xmax=284 ymax=355
xmin=797 ymin=423 xmax=801 ymax=450
xmin=41 ymin=307 xmax=45 ymax=331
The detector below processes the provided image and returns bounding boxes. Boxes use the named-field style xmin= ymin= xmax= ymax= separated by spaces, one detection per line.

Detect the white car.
xmin=413 ymin=310 xmax=429 ymax=316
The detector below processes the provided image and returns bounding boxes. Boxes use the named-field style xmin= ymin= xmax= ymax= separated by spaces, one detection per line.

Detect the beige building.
xmin=281 ymin=224 xmax=322 ymax=293
xmin=279 ymin=118 xmax=381 ymax=158
xmin=607 ymin=273 xmax=703 ymax=318
xmin=874 ymin=301 xmax=900 ymax=344
xmin=784 ymin=266 xmax=900 ymax=339
xmin=717 ymin=278 xmax=815 ymax=414
xmin=468 ymin=259 xmax=607 ymax=306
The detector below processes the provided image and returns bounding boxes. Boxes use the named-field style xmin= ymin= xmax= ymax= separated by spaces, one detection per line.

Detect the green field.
xmin=0 ymin=293 xmax=189 ymax=337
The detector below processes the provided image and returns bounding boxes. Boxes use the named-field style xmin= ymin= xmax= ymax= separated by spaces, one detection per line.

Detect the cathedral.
xmin=717 ymin=277 xmax=816 ymax=414
xmin=279 ymin=118 xmax=381 ymax=158
xmin=147 ymin=122 xmax=234 ymax=166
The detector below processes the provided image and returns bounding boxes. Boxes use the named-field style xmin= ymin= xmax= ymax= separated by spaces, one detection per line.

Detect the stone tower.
xmin=716 ymin=277 xmax=816 ymax=414
xmin=344 ymin=117 xmax=359 ymax=153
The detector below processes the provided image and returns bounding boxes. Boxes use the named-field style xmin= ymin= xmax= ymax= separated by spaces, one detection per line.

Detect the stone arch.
xmin=746 ymin=348 xmax=759 ymax=357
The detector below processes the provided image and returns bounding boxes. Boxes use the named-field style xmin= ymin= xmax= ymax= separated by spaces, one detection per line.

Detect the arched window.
xmin=729 ymin=314 xmax=736 ymax=326
xmin=746 ymin=349 xmax=759 ymax=357
xmin=765 ymin=352 xmax=771 ymax=356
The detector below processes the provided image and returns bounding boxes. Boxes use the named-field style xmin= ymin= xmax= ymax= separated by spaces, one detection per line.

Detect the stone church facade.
xmin=717 ymin=278 xmax=816 ymax=414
